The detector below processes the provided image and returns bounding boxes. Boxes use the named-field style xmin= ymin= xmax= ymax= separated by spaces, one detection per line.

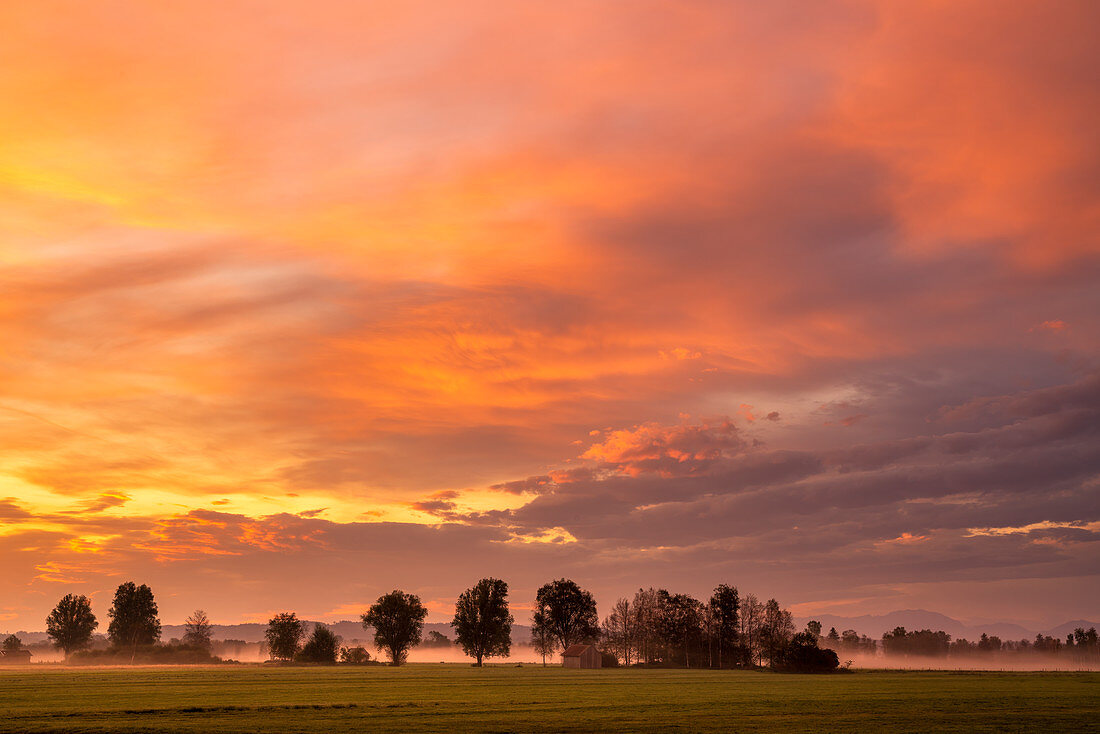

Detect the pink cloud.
xmin=582 ymin=418 xmax=744 ymax=477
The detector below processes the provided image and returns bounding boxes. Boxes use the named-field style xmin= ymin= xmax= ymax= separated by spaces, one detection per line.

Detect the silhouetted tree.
xmin=362 ymin=590 xmax=427 ymax=665
xmin=882 ymin=627 xmax=950 ymax=657
xmin=977 ymin=633 xmax=1002 ymax=653
xmin=265 ymin=612 xmax=305 ymax=661
xmin=532 ymin=579 xmax=600 ymax=655
xmin=708 ymin=585 xmax=739 ymax=669
xmin=2 ymin=634 xmax=21 ymax=652
xmin=1033 ymin=634 xmax=1061 ymax=654
xmin=805 ymin=620 xmax=822 ymax=639
xmin=702 ymin=603 xmax=717 ymax=668
xmin=339 ymin=646 xmax=370 ymax=663
xmin=837 ymin=629 xmax=876 ymax=654
xmin=424 ymin=630 xmax=452 ymax=648
xmin=950 ymin=638 xmax=975 ymax=654
xmin=1072 ymin=627 xmax=1098 ymax=655
xmin=739 ymin=594 xmax=764 ymax=666
xmin=601 ymin=598 xmax=636 ymax=666
xmin=297 ymin=623 xmax=339 ymax=663
xmin=182 ymin=609 xmax=213 ymax=650
xmin=773 ymin=631 xmax=840 ymax=673
xmin=532 ymin=624 xmax=555 ymax=666
xmin=826 ymin=627 xmax=840 ymax=647
xmin=107 ymin=582 xmax=160 ymax=660
xmin=882 ymin=626 xmax=909 ymax=656
xmin=451 ymin=578 xmax=513 ymax=666
xmin=632 ymin=587 xmax=662 ymax=664
xmin=46 ymin=594 xmax=98 ymax=657
xmin=759 ymin=599 xmax=794 ymax=666
xmin=658 ymin=591 xmax=705 ymax=667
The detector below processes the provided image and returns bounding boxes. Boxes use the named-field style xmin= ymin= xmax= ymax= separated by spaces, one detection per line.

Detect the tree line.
xmin=38 ymin=577 xmax=845 ymax=671
xmin=879 ymin=626 xmax=1100 ymax=659
xmin=34 ymin=578 xmax=1099 ymax=668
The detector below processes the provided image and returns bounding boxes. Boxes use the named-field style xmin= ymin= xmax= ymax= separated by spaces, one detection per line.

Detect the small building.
xmin=562 ymin=643 xmax=602 ymax=669
xmin=0 ymin=649 xmax=31 ymax=664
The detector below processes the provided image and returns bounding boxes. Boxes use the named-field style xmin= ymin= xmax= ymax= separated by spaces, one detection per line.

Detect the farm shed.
xmin=562 ymin=644 xmax=602 ymax=668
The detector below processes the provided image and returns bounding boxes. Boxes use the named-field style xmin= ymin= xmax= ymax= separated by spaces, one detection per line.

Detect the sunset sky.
xmin=2 ymin=1 xmax=1098 ymax=632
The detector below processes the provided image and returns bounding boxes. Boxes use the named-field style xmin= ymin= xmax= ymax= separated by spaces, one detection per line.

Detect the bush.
xmin=776 ymin=644 xmax=839 ymax=673
xmin=772 ymin=633 xmax=839 ymax=673
xmin=600 ymin=651 xmax=619 ymax=668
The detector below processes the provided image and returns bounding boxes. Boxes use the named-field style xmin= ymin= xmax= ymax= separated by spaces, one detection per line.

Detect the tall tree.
xmin=631 ymin=588 xmax=662 ymax=664
xmin=708 ymin=584 xmax=739 ymax=669
xmin=297 ymin=624 xmax=340 ymax=664
xmin=739 ymin=594 xmax=764 ymax=666
xmin=601 ymin=598 xmax=635 ymax=666
xmin=107 ymin=582 xmax=160 ymax=660
xmin=265 ymin=612 xmax=305 ymax=661
xmin=532 ymin=579 xmax=600 ymax=654
xmin=362 ymin=590 xmax=427 ymax=665
xmin=657 ymin=591 xmax=705 ymax=667
xmin=531 ymin=623 xmax=555 ymax=666
xmin=182 ymin=609 xmax=213 ymax=650
xmin=46 ymin=594 xmax=98 ymax=657
xmin=451 ymin=578 xmax=513 ymax=666
xmin=759 ymin=598 xmax=794 ymax=666
xmin=2 ymin=634 xmax=22 ymax=652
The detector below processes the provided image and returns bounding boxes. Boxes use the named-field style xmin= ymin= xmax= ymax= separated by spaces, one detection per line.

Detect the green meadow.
xmin=1 ymin=665 xmax=1098 ymax=733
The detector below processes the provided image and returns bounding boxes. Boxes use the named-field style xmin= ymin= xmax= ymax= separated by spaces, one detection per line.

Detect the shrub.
xmin=772 ymin=632 xmax=839 ymax=673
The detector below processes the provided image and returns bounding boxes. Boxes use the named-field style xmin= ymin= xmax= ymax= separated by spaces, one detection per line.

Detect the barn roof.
xmin=562 ymin=644 xmax=593 ymax=657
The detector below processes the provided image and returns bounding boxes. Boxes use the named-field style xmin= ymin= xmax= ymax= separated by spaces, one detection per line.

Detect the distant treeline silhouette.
xmin=30 ymin=579 xmax=1099 ymax=670
xmin=877 ymin=626 xmax=1100 ymax=660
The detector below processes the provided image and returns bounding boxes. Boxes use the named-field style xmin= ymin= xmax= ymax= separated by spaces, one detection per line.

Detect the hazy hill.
xmin=1045 ymin=619 xmax=1100 ymax=640
xmin=796 ymin=609 xmax=1099 ymax=642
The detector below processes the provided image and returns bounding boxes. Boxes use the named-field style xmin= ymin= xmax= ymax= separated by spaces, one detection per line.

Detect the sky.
xmin=1 ymin=0 xmax=1098 ymax=633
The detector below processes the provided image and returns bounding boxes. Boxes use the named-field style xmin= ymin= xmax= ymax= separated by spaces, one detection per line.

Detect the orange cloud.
xmin=0 ymin=0 xmax=1097 ymax=631
xmin=582 ymin=418 xmax=743 ymax=477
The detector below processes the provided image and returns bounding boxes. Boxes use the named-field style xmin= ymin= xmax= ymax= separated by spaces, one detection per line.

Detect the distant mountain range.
xmin=794 ymin=609 xmax=1099 ymax=642
xmin=5 ymin=611 xmax=1095 ymax=646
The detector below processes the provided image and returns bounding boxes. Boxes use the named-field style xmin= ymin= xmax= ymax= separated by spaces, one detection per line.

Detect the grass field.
xmin=1 ymin=665 xmax=1098 ymax=733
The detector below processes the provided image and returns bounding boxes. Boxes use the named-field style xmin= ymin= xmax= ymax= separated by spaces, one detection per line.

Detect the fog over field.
xmin=7 ymin=611 xmax=1099 ymax=670
xmin=837 ymin=653 xmax=1100 ymax=672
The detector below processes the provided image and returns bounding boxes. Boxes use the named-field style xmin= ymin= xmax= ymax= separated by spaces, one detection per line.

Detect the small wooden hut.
xmin=561 ymin=643 xmax=602 ymax=668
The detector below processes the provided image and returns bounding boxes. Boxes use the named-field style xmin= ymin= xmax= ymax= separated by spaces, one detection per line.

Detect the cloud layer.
xmin=0 ymin=0 xmax=1097 ymax=630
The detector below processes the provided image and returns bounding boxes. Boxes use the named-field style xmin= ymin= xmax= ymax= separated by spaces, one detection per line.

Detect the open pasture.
xmin=1 ymin=665 xmax=1098 ymax=733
